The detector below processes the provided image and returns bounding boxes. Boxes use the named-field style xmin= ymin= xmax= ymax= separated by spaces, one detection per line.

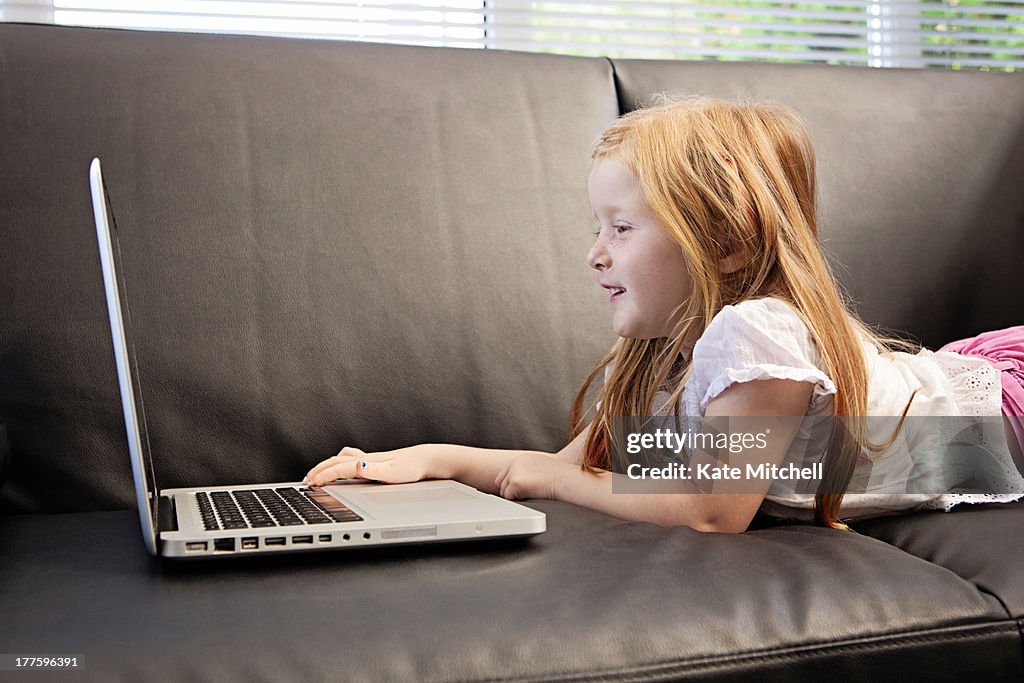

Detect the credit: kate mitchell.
xmin=625 ymin=460 xmax=824 ymax=482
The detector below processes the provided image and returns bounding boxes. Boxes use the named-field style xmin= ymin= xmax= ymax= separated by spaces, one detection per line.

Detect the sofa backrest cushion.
xmin=0 ymin=25 xmax=619 ymax=512
xmin=611 ymin=60 xmax=1024 ymax=348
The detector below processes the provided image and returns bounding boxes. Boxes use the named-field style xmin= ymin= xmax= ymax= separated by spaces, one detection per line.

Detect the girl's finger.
xmin=357 ymin=459 xmax=423 ymax=484
xmin=304 ymin=453 xmax=350 ymax=482
xmin=494 ymin=463 xmax=510 ymax=495
xmin=307 ymin=460 xmax=360 ymax=485
xmin=308 ymin=454 xmax=391 ymax=485
xmin=304 ymin=447 xmax=368 ymax=483
xmin=304 ymin=461 xmax=337 ymax=483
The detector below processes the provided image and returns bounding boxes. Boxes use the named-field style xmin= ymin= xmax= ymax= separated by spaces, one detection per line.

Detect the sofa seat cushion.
xmin=854 ymin=500 xmax=1024 ymax=617
xmin=1 ymin=503 xmax=1019 ymax=681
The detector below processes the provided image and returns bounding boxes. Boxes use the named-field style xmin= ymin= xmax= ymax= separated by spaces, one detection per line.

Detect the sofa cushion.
xmin=610 ymin=59 xmax=1024 ymax=349
xmin=1 ymin=503 xmax=1019 ymax=681
xmin=854 ymin=499 xmax=1024 ymax=617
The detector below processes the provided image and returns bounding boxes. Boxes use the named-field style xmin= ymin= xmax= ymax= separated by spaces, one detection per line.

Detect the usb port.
xmin=214 ymin=538 xmax=235 ymax=552
xmin=265 ymin=537 xmax=286 ymax=546
xmin=241 ymin=537 xmax=258 ymax=550
xmin=186 ymin=542 xmax=208 ymax=552
xmin=292 ymin=535 xmax=313 ymax=544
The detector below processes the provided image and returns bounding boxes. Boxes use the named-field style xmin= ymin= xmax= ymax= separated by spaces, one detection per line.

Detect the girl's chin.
xmin=612 ymin=323 xmax=666 ymax=340
xmin=613 ymin=311 xmax=672 ymax=339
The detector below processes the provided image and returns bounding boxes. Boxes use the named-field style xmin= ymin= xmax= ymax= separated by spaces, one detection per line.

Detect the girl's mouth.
xmin=609 ymin=287 xmax=626 ymax=302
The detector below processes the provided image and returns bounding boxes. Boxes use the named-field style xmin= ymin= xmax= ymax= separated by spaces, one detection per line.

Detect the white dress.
xmin=654 ymin=297 xmax=1024 ymax=521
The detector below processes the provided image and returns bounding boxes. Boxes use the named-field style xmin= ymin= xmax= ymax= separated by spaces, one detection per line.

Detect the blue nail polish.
xmin=360 ymin=461 xmax=367 ymax=469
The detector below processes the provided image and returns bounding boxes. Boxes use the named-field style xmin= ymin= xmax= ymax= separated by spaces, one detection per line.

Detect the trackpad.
xmin=361 ymin=487 xmax=475 ymax=505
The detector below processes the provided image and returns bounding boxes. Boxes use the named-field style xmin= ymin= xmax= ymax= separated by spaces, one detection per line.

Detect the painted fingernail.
xmin=360 ymin=461 xmax=368 ymax=469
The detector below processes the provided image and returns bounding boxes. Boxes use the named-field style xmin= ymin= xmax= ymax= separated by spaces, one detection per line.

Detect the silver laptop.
xmin=89 ymin=158 xmax=546 ymax=558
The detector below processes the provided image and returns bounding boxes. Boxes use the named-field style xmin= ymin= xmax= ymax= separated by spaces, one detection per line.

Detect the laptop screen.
xmin=90 ymin=158 xmax=162 ymax=555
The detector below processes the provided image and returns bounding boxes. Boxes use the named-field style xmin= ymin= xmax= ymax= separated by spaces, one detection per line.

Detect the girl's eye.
xmin=592 ymin=224 xmax=631 ymax=237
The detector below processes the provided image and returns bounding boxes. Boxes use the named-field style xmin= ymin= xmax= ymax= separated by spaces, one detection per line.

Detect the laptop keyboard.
xmin=196 ymin=487 xmax=363 ymax=531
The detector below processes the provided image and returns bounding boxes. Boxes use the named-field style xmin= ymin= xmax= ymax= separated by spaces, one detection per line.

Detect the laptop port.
xmin=214 ymin=538 xmax=235 ymax=552
xmin=292 ymin=535 xmax=313 ymax=544
xmin=265 ymin=537 xmax=286 ymax=546
xmin=342 ymin=533 xmax=350 ymax=541
xmin=363 ymin=532 xmax=371 ymax=540
xmin=186 ymin=542 xmax=208 ymax=552
xmin=241 ymin=537 xmax=258 ymax=550
xmin=318 ymin=534 xmax=332 ymax=543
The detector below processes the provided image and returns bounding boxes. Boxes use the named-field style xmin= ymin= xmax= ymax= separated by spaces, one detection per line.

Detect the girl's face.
xmin=587 ymin=158 xmax=693 ymax=339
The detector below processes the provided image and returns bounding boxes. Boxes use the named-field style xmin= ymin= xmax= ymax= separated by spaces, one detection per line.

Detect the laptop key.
xmin=195 ymin=492 xmax=220 ymax=530
xmin=210 ymin=491 xmax=250 ymax=528
xmin=303 ymin=488 xmax=364 ymax=523
xmin=276 ymin=488 xmax=336 ymax=524
xmin=252 ymin=489 xmax=303 ymax=525
xmin=234 ymin=490 xmax=276 ymax=526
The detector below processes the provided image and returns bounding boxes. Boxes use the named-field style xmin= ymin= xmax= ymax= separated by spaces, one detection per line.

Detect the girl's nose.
xmin=587 ymin=238 xmax=609 ymax=271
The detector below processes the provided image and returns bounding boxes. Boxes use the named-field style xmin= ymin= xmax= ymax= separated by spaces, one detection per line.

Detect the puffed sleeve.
xmin=689 ymin=298 xmax=837 ymax=415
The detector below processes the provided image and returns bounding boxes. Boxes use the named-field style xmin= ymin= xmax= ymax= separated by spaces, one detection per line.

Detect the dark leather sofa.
xmin=1 ymin=23 xmax=1022 ymax=681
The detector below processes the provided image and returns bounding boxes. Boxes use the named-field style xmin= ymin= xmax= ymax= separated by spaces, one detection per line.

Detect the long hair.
xmin=569 ymin=95 xmax=916 ymax=531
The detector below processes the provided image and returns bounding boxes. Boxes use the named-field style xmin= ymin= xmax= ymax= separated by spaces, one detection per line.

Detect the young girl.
xmin=305 ymin=96 xmax=1024 ymax=533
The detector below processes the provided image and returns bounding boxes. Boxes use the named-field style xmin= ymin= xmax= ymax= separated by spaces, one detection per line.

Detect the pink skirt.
xmin=940 ymin=326 xmax=1024 ymax=457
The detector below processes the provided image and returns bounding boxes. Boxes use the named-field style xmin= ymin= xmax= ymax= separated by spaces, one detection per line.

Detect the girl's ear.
xmin=719 ymin=248 xmax=746 ymax=275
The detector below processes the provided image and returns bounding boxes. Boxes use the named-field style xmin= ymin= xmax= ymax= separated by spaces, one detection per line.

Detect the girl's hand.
xmin=303 ymin=446 xmax=437 ymax=486
xmin=495 ymin=453 xmax=571 ymax=500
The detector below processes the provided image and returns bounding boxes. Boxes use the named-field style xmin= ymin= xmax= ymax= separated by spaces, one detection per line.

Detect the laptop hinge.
xmin=158 ymin=494 xmax=179 ymax=533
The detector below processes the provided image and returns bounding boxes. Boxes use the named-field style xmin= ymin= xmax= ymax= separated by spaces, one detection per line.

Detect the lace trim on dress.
xmin=925 ymin=351 xmax=1024 ymax=510
xmin=918 ymin=491 xmax=1024 ymax=512
xmin=930 ymin=351 xmax=1002 ymax=417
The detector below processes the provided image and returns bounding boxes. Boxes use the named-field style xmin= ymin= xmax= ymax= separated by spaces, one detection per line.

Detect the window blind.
xmin=1 ymin=0 xmax=1021 ymax=69
xmin=2 ymin=0 xmax=489 ymax=47
xmin=486 ymin=0 xmax=1024 ymax=69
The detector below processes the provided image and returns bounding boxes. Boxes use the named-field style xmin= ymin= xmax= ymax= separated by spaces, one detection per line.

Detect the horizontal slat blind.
xmin=6 ymin=0 xmax=489 ymax=47
xmin=483 ymin=0 xmax=1024 ymax=68
xmin=1 ymin=0 xmax=1021 ymax=69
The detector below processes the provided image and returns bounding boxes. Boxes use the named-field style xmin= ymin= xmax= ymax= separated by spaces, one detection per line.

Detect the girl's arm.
xmin=496 ymin=378 xmax=814 ymax=532
xmin=302 ymin=425 xmax=590 ymax=493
